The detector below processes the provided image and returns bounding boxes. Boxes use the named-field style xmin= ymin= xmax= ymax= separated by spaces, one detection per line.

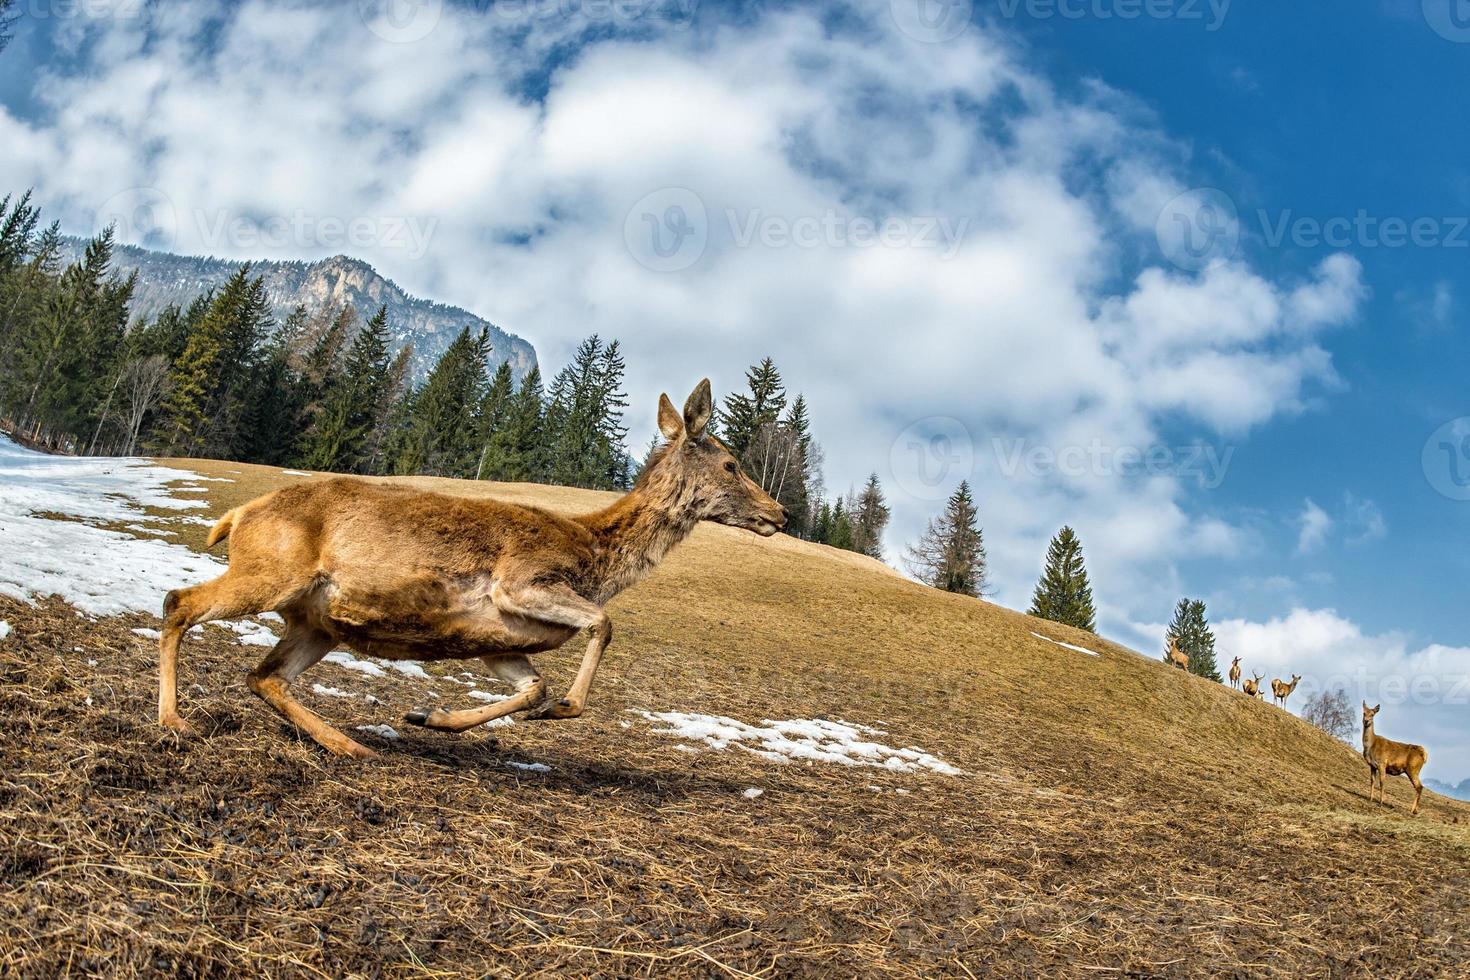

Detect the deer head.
xmin=1231 ymin=656 xmax=1241 ymax=668
xmin=644 ymin=379 xmax=787 ymax=536
xmin=1362 ymin=701 xmax=1380 ymax=727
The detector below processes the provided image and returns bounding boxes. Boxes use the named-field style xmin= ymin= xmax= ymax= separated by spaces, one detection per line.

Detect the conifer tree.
xmin=392 ymin=327 xmax=490 ymax=477
xmin=719 ymin=357 xmax=786 ymax=459
xmin=498 ymin=364 xmax=545 ymax=482
xmin=542 ymin=335 xmax=629 ymax=490
xmin=851 ymin=473 xmax=891 ymax=559
xmin=299 ymin=305 xmax=392 ymax=472
xmin=1028 ymin=525 xmax=1097 ymax=632
xmin=473 ymin=360 xmax=515 ymax=480
xmin=905 ymin=481 xmax=987 ymax=596
xmin=826 ymin=499 xmax=855 ymax=551
xmin=365 ymin=342 xmax=413 ymax=474
xmin=1164 ymin=598 xmax=1221 ymax=682
xmin=239 ymin=305 xmax=308 ymax=465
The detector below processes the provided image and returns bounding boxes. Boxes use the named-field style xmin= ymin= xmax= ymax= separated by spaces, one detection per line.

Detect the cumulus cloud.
xmin=1296 ymin=499 xmax=1333 ymax=554
xmin=0 ymin=0 xmax=1369 ymax=642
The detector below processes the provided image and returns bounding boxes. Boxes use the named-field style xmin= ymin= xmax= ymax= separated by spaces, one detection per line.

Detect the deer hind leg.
xmin=403 ymin=655 xmax=546 ymax=732
xmin=246 ymin=616 xmax=375 ymax=759
xmin=528 ymin=616 xmax=612 ymax=721
xmin=1408 ymin=771 xmax=1424 ymax=815
xmin=158 ymin=571 xmax=284 ymax=734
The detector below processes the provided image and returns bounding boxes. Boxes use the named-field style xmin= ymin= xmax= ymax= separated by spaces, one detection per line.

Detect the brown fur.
xmin=1241 ymin=672 xmax=1264 ymax=699
xmin=1228 ymin=656 xmax=1241 ymax=690
xmin=1165 ymin=636 xmax=1190 ymax=671
xmin=156 ymin=380 xmax=787 ymax=758
xmin=1270 ymin=674 xmax=1301 ymax=706
xmin=1362 ymin=702 xmax=1428 ymax=815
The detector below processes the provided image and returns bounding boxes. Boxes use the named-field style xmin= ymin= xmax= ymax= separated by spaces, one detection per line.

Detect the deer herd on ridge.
xmin=1165 ymin=638 xmax=1429 ymax=815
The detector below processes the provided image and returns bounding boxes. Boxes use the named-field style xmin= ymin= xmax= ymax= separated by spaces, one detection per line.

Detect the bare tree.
xmin=1302 ymin=687 xmax=1354 ymax=741
xmin=118 ymin=355 xmax=172 ymax=456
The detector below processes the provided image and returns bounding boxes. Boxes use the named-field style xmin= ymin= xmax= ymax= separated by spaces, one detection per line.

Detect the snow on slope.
xmin=0 ymin=436 xmax=223 ymax=617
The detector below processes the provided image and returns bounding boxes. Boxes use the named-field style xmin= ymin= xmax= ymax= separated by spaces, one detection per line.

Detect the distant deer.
xmin=156 ymin=380 xmax=787 ymax=759
xmin=1165 ymin=636 xmax=1190 ymax=671
xmin=1241 ymin=672 xmax=1264 ymax=699
xmin=1228 ymin=656 xmax=1241 ymax=690
xmin=1271 ymin=674 xmax=1301 ymax=707
xmin=1361 ymin=703 xmax=1428 ymax=815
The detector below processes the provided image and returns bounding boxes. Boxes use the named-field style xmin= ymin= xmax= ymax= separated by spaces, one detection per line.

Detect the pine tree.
xmin=391 ymin=327 xmax=490 ymax=477
xmin=472 ymin=360 xmax=516 ymax=480
xmin=499 ymin=364 xmax=545 ymax=482
xmin=542 ymin=336 xmax=629 ymax=489
xmin=719 ymin=357 xmax=786 ymax=459
xmin=826 ymin=499 xmax=855 ymax=551
xmin=851 ymin=473 xmax=891 ymax=559
xmin=1165 ymin=598 xmax=1221 ymax=682
xmin=364 ymin=342 xmax=413 ymax=474
xmin=1028 ymin=525 xmax=1097 ymax=632
xmin=239 ymin=305 xmax=309 ymax=465
xmin=905 ymin=481 xmax=987 ymax=596
xmin=299 ymin=305 xmax=392 ymax=472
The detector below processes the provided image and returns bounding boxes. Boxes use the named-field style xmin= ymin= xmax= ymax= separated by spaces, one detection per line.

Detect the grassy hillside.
xmin=2 ymin=456 xmax=1467 ymax=977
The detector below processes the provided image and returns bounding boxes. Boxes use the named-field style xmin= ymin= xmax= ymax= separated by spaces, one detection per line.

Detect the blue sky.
xmin=1 ymin=0 xmax=1466 ymax=777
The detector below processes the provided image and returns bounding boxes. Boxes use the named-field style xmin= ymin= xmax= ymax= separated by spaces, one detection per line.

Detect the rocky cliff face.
xmin=65 ymin=240 xmax=537 ymax=384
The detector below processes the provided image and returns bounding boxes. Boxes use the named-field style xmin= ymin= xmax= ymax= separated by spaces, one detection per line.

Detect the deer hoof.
xmin=403 ymin=708 xmax=432 ymax=727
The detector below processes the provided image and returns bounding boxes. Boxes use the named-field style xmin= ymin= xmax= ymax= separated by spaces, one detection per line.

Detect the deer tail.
xmin=205 ymin=508 xmax=238 ymax=549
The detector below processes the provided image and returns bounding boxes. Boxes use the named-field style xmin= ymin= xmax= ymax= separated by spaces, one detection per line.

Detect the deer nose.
xmin=777 ymin=505 xmax=788 ymax=527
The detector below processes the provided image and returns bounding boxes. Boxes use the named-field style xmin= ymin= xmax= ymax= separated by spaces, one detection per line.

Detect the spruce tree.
xmin=904 ymin=481 xmax=987 ymax=596
xmin=1165 ymin=598 xmax=1221 ymax=682
xmin=826 ymin=499 xmax=855 ymax=551
xmin=392 ymin=327 xmax=490 ymax=477
xmin=719 ymin=357 xmax=786 ymax=459
xmin=299 ymin=305 xmax=392 ymax=472
xmin=473 ymin=360 xmax=516 ymax=480
xmin=542 ymin=336 xmax=629 ymax=489
xmin=851 ymin=473 xmax=891 ymax=559
xmin=1028 ymin=526 xmax=1097 ymax=632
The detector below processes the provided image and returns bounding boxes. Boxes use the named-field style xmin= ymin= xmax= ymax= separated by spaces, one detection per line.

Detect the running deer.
xmin=1228 ymin=656 xmax=1241 ymax=690
xmin=1271 ymin=674 xmax=1301 ymax=707
xmin=156 ymin=380 xmax=787 ymax=759
xmin=1361 ymin=702 xmax=1428 ymax=815
xmin=1241 ymin=672 xmax=1264 ymax=699
xmin=1165 ymin=636 xmax=1190 ymax=670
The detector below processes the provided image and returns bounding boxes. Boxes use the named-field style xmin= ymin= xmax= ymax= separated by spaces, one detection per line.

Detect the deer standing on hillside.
xmin=1165 ymin=636 xmax=1190 ymax=671
xmin=1271 ymin=674 xmax=1301 ymax=707
xmin=1361 ymin=702 xmax=1428 ymax=815
xmin=1228 ymin=656 xmax=1241 ymax=690
xmin=1241 ymin=672 xmax=1264 ymax=699
xmin=156 ymin=380 xmax=787 ymax=759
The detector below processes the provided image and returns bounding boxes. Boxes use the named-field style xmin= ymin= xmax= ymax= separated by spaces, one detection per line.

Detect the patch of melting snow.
xmin=280 ymin=470 xmax=312 ymax=476
xmin=131 ymin=627 xmax=162 ymax=640
xmin=356 ymin=724 xmax=400 ymax=740
xmin=1029 ymin=631 xmax=1101 ymax=657
xmin=0 ymin=436 xmax=224 ymax=616
xmin=742 ymin=787 xmax=764 ymax=799
xmin=311 ymin=684 xmax=356 ymax=699
xmin=220 ymin=620 xmax=279 ymax=647
xmin=383 ymin=660 xmax=431 ymax=680
xmin=632 ymin=712 xmax=963 ymax=775
xmin=505 ymin=761 xmax=551 ymax=773
xmin=324 ymin=650 xmax=386 ymax=677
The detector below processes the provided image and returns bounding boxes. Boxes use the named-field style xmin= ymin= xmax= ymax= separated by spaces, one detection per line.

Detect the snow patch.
xmin=742 ymin=787 xmax=764 ymax=799
xmin=280 ymin=470 xmax=312 ymax=476
xmin=324 ymin=651 xmax=386 ymax=677
xmin=220 ymin=620 xmax=279 ymax=647
xmin=382 ymin=660 xmax=430 ymax=680
xmin=311 ymin=684 xmax=355 ymax=699
xmin=131 ymin=627 xmax=161 ymax=640
xmin=0 ymin=436 xmax=223 ymax=617
xmin=356 ymin=724 xmax=400 ymax=740
xmin=1030 ymin=631 xmax=1101 ymax=657
xmin=632 ymin=712 xmax=963 ymax=775
xmin=505 ymin=761 xmax=551 ymax=773
xmin=0 ymin=621 xmax=10 ymax=641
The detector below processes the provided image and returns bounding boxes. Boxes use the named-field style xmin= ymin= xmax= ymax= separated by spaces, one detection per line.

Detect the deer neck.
xmin=579 ymin=485 xmax=699 ymax=602
xmin=1363 ymin=718 xmax=1375 ymax=753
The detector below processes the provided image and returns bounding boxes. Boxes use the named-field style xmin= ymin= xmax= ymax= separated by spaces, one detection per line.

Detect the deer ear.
xmin=1372 ymin=703 xmax=1381 ymax=713
xmin=683 ymin=378 xmax=712 ymax=441
xmin=658 ymin=393 xmax=683 ymax=441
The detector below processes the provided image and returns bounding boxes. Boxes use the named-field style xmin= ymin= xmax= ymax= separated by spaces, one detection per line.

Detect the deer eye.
xmin=723 ymin=460 xmax=737 ymax=474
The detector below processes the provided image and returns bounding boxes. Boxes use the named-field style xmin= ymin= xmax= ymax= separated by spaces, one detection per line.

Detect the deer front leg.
xmin=404 ymin=654 xmax=546 ymax=732
xmin=491 ymin=582 xmax=611 ymax=721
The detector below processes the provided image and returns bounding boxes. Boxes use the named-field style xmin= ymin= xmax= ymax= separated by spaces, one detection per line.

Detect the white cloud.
xmin=0 ymin=1 xmax=1370 ymax=651
xmin=1296 ymin=498 xmax=1333 ymax=554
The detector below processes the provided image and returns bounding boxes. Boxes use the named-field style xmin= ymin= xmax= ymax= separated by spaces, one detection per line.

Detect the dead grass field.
xmin=2 ymin=457 xmax=1467 ymax=977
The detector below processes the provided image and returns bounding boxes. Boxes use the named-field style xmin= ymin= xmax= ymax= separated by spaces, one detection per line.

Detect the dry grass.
xmin=1 ymin=457 xmax=1468 ymax=977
